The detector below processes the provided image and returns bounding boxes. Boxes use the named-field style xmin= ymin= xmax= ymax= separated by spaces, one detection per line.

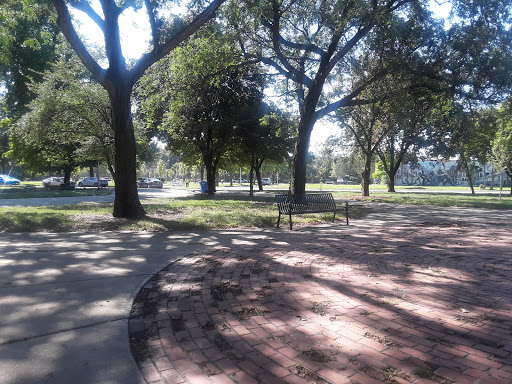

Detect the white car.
xmin=42 ymin=177 xmax=76 ymax=190
xmin=77 ymin=177 xmax=108 ymax=187
xmin=262 ymin=178 xmax=272 ymax=185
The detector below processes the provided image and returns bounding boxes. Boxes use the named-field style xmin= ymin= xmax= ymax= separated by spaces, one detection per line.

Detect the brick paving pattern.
xmin=129 ymin=225 xmax=512 ymax=384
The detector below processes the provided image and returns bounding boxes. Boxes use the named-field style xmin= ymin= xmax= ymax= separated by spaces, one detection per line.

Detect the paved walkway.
xmin=129 ymin=225 xmax=512 ymax=384
xmin=0 ymin=204 xmax=511 ymax=384
xmin=0 ymin=187 xmax=194 ymax=207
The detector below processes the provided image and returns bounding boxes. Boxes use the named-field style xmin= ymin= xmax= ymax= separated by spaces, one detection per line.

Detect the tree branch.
xmin=117 ymin=0 xmax=138 ymax=16
xmin=130 ymin=0 xmax=226 ymax=85
xmin=315 ymin=73 xmax=384 ymax=120
xmin=258 ymin=56 xmax=313 ymax=87
xmin=144 ymin=0 xmax=160 ymax=53
xmin=260 ymin=18 xmax=325 ymax=56
xmin=53 ymin=0 xmax=107 ymax=85
xmin=267 ymin=0 xmax=313 ymax=89
xmin=67 ymin=0 xmax=105 ymax=31
xmin=327 ymin=24 xmax=374 ymax=73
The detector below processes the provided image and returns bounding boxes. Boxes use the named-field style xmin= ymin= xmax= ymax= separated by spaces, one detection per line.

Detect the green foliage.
xmin=0 ymin=0 xmax=59 ymax=118
xmin=156 ymin=159 xmax=167 ymax=179
xmin=225 ymin=0 xmax=512 ymax=193
xmin=11 ymin=51 xmax=116 ymax=176
xmin=138 ymin=29 xmax=264 ymax=193
xmin=372 ymin=158 xmax=388 ymax=184
xmin=492 ymin=100 xmax=512 ymax=172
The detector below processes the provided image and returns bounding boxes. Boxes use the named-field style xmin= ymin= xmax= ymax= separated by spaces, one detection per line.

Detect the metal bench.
xmin=275 ymin=193 xmax=349 ymax=230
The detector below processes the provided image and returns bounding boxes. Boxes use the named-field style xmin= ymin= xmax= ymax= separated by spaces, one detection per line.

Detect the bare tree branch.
xmin=67 ymin=0 xmax=105 ymax=31
xmin=53 ymin=0 xmax=107 ymax=85
xmin=267 ymin=0 xmax=313 ymax=89
xmin=327 ymin=24 xmax=373 ymax=73
xmin=144 ymin=0 xmax=160 ymax=53
xmin=129 ymin=0 xmax=226 ymax=85
xmin=260 ymin=18 xmax=325 ymax=56
xmin=315 ymin=70 xmax=388 ymax=120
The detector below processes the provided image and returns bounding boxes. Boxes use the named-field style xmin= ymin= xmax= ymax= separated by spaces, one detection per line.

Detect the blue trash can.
xmin=199 ymin=181 xmax=208 ymax=193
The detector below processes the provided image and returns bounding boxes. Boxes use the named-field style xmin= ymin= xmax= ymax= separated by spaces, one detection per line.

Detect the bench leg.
xmin=289 ymin=214 xmax=293 ymax=230
xmin=277 ymin=212 xmax=281 ymax=228
xmin=346 ymin=201 xmax=349 ymax=225
xmin=333 ymin=210 xmax=336 ymax=223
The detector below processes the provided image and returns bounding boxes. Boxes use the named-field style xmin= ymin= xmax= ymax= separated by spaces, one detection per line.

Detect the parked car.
xmin=321 ymin=179 xmax=335 ymax=184
xmin=137 ymin=178 xmax=150 ymax=188
xmin=262 ymin=178 xmax=273 ymax=185
xmin=0 ymin=175 xmax=20 ymax=185
xmin=77 ymin=177 xmax=108 ymax=187
xmin=42 ymin=177 xmax=76 ymax=190
xmin=148 ymin=178 xmax=163 ymax=188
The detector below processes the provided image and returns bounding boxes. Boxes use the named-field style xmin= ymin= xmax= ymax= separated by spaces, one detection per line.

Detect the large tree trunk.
xmin=290 ymin=114 xmax=315 ymax=194
xmin=110 ymin=85 xmax=146 ymax=218
xmin=202 ymin=152 xmax=217 ymax=196
xmin=361 ymin=153 xmax=372 ymax=197
xmin=461 ymin=156 xmax=475 ymax=195
xmin=387 ymin=175 xmax=396 ymax=193
xmin=63 ymin=168 xmax=72 ymax=184
xmin=205 ymin=164 xmax=216 ymax=196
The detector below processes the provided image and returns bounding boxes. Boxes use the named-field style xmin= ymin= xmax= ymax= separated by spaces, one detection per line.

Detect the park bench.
xmin=275 ymin=193 xmax=349 ymax=230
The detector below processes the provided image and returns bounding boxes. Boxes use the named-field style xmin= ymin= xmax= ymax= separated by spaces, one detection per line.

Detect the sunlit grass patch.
xmin=1 ymin=189 xmax=510 ymax=232
xmin=331 ymin=191 xmax=512 ymax=210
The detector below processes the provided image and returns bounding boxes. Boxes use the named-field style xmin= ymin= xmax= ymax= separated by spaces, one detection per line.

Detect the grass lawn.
xmin=0 ymin=187 xmax=510 ymax=232
xmin=326 ymin=190 xmax=512 ymax=210
xmin=0 ymin=194 xmax=347 ymax=232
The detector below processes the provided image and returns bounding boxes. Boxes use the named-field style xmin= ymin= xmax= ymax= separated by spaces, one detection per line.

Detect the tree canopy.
xmin=11 ymin=51 xmax=117 ymax=180
xmin=0 ymin=0 xmax=59 ymax=118
xmin=225 ymin=0 xmax=512 ymax=194
xmin=138 ymin=30 xmax=264 ymax=195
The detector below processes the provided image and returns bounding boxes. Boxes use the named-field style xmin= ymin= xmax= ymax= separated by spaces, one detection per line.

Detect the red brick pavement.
xmin=128 ymin=225 xmax=512 ymax=384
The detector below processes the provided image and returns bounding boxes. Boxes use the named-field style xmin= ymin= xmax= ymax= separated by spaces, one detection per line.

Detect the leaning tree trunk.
xmin=249 ymin=162 xmax=255 ymax=197
xmin=461 ymin=156 xmax=475 ymax=195
xmin=110 ymin=85 xmax=146 ymax=218
xmin=385 ymin=155 xmax=405 ymax=193
xmin=386 ymin=144 xmax=396 ymax=192
xmin=255 ymin=159 xmax=263 ymax=191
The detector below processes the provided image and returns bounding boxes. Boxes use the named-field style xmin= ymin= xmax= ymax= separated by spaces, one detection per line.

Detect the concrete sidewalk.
xmin=0 ymin=204 xmax=511 ymax=384
xmin=0 ymin=230 xmax=276 ymax=384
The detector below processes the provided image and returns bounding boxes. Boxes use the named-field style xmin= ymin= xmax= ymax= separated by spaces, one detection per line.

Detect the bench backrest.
xmin=275 ymin=193 xmax=336 ymax=214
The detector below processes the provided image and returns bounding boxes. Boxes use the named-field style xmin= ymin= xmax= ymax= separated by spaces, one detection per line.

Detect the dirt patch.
xmin=303 ymin=348 xmax=336 ymax=362
xmin=234 ymin=307 xmax=271 ymax=320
